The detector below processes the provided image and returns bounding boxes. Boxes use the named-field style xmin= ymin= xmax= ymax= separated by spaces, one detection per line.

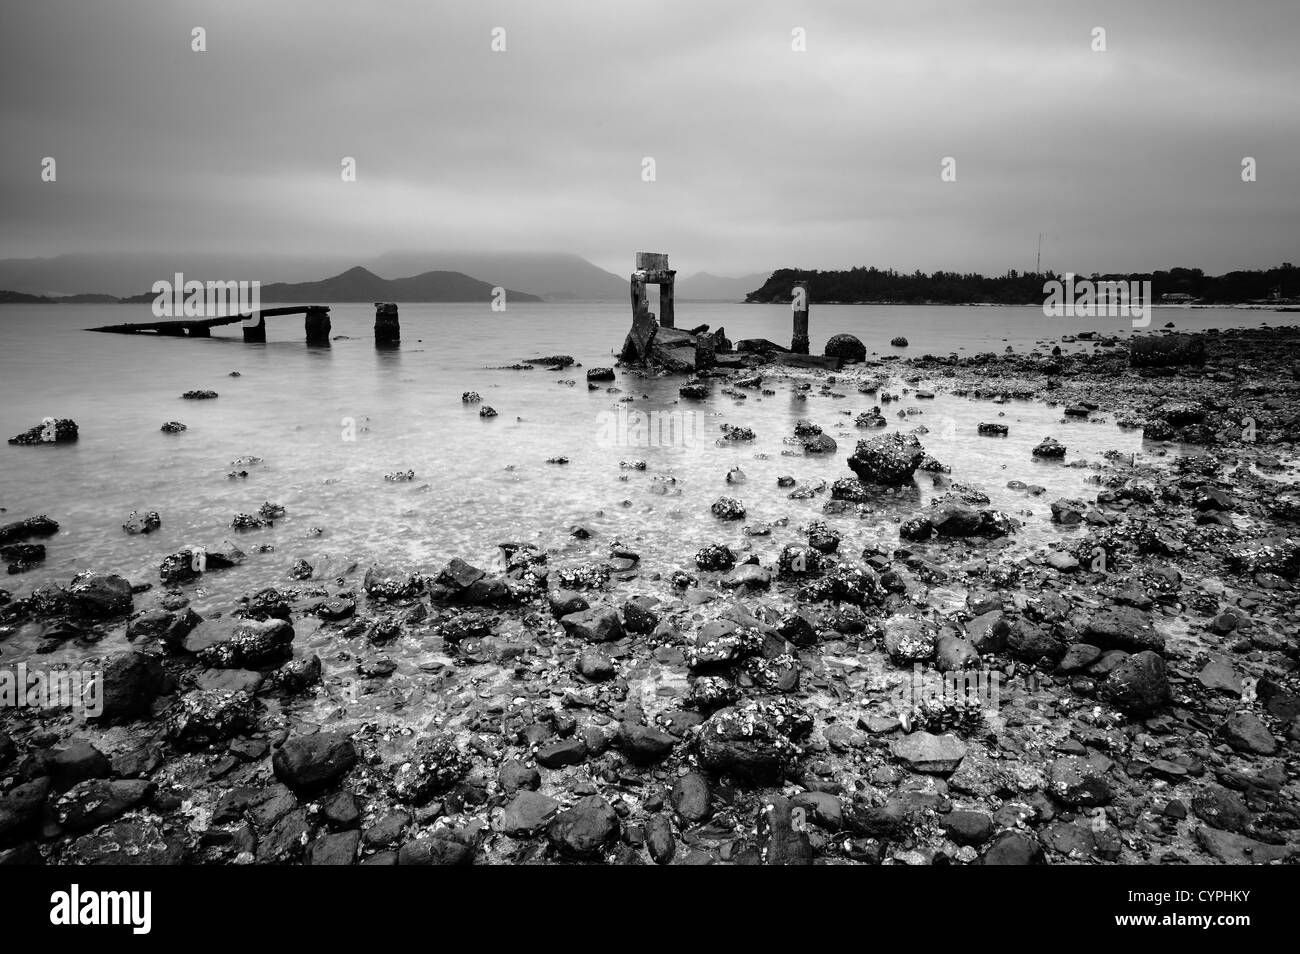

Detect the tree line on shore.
xmin=745 ymin=263 xmax=1298 ymax=305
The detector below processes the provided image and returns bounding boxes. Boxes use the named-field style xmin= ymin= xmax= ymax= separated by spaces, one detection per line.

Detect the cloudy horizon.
xmin=1 ymin=0 xmax=1297 ymax=281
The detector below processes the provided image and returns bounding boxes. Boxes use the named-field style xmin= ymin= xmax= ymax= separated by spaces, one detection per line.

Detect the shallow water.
xmin=0 ymin=301 xmax=1277 ymax=682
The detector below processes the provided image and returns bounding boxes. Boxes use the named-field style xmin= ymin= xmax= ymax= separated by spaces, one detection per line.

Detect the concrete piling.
xmin=791 ymin=281 xmax=809 ymax=355
xmin=304 ymin=306 xmax=331 ymax=345
xmin=660 ymin=272 xmax=676 ymax=329
xmin=374 ymin=302 xmax=400 ymax=345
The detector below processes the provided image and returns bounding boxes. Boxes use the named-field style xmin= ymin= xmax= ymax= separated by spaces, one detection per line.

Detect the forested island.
xmin=745 ymin=264 xmax=1299 ymax=305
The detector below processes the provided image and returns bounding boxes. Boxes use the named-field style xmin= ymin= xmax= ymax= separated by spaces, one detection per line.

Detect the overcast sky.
xmin=1 ymin=0 xmax=1296 ymax=277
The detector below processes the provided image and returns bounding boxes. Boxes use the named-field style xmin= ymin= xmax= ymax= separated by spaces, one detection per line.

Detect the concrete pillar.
xmin=660 ymin=271 xmax=676 ymax=329
xmin=305 ymin=307 xmax=331 ymax=345
xmin=630 ymin=274 xmax=649 ymax=318
xmin=791 ymin=282 xmax=809 ymax=355
xmin=374 ymin=302 xmax=399 ymax=345
xmin=243 ymin=317 xmax=267 ymax=343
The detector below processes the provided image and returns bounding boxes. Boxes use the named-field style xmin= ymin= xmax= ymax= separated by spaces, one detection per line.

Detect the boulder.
xmin=1032 ymin=437 xmax=1066 ymax=459
xmin=273 ymin=732 xmax=359 ymax=795
xmin=54 ymin=779 xmax=155 ymax=832
xmin=67 ymin=573 xmax=133 ymax=619
xmin=645 ymin=813 xmax=676 ymax=865
xmin=0 ymin=515 xmax=60 ymax=545
xmin=884 ymin=614 xmax=936 ymax=664
xmin=823 ymin=333 xmax=866 ymax=362
xmin=697 ymin=700 xmax=813 ymax=781
xmin=891 ymin=732 xmax=967 ymax=774
xmin=1084 ymin=606 xmax=1164 ymax=653
xmin=165 ymin=690 xmax=257 ymax=750
xmin=1220 ymin=711 xmax=1277 ymax=755
xmin=392 ymin=734 xmax=470 ymax=804
xmin=363 ymin=564 xmax=423 ymax=600
xmin=1099 ymin=650 xmax=1170 ymax=715
xmin=500 ymin=791 xmax=560 ymax=837
xmin=398 ymin=835 xmax=473 ymax=866
xmin=8 ymin=418 xmax=78 ymax=445
xmin=88 ymin=652 xmax=165 ymax=722
xmin=559 ymin=605 xmax=624 ymax=642
xmin=847 ymin=432 xmax=924 ymax=485
xmin=670 ymin=772 xmax=712 ymax=822
xmin=547 ymin=795 xmax=619 ymax=858
xmin=180 ymin=616 xmax=295 ymax=668
xmin=617 ymin=722 xmax=677 ymax=763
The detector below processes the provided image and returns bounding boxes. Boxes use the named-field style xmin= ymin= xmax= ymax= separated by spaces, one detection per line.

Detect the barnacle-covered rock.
xmin=8 ymin=417 xmax=78 ymax=444
xmin=798 ymin=564 xmax=885 ymax=606
xmin=711 ymin=496 xmax=746 ymax=521
xmin=166 ymin=690 xmax=257 ymax=750
xmin=695 ymin=543 xmax=737 ymax=571
xmin=363 ymin=564 xmax=424 ymax=600
xmin=697 ymin=699 xmax=814 ymax=781
xmin=393 ymin=734 xmax=471 ymax=804
xmin=847 ymin=432 xmax=924 ymax=485
xmin=685 ymin=621 xmax=763 ymax=671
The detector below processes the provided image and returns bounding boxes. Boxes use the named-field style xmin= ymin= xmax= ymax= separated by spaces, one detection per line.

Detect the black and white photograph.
xmin=0 ymin=0 xmax=1295 ymax=923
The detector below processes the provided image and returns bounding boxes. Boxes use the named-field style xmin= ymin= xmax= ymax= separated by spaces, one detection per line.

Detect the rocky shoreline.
xmin=1 ymin=325 xmax=1297 ymax=866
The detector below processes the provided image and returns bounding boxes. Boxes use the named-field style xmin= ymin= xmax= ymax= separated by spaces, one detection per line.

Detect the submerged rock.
xmin=8 ymin=418 xmax=78 ymax=445
xmin=122 ymin=510 xmax=162 ymax=534
xmin=1032 ymin=436 xmax=1067 ymax=459
xmin=0 ymin=515 xmax=60 ymax=545
xmin=710 ymin=496 xmax=746 ymax=520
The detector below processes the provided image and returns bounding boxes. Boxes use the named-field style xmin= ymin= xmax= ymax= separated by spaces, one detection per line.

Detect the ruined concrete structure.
xmin=622 ymin=253 xmax=715 ymax=371
xmin=619 ymin=253 xmax=840 ymax=373
xmin=631 ymin=251 xmax=675 ymax=329
xmin=88 ymin=306 xmax=333 ymax=345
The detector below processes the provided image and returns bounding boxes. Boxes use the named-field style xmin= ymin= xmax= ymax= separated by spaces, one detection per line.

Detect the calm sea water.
xmin=0 ymin=302 xmax=1278 ymax=671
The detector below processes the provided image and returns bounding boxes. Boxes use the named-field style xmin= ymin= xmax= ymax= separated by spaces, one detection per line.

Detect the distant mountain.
xmin=676 ymin=271 xmax=772 ymax=301
xmin=369 ymin=251 xmax=627 ymax=301
xmin=0 ymin=289 xmax=128 ymax=304
xmin=0 ymin=250 xmax=626 ymax=301
xmin=0 ymin=289 xmax=55 ymax=304
xmin=2 ymin=266 xmax=544 ymax=306
xmin=0 ymin=252 xmax=357 ymax=298
xmin=255 ymin=266 xmax=542 ymax=303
